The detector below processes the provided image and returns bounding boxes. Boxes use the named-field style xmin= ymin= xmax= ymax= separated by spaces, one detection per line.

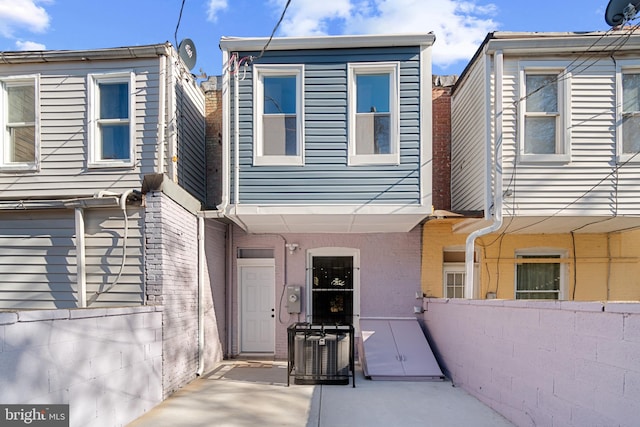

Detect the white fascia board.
xmin=220 ymin=33 xmax=435 ymax=52
xmin=485 ymin=32 xmax=640 ymax=55
xmin=229 ymin=204 xmax=432 ymax=216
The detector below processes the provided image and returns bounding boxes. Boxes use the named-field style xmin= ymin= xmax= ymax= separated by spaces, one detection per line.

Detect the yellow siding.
xmin=422 ymin=221 xmax=640 ymax=301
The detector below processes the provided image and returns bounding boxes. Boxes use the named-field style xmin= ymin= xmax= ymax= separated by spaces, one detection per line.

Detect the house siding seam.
xmin=229 ymin=46 xmax=423 ymax=205
xmin=144 ymin=191 xmax=199 ymax=398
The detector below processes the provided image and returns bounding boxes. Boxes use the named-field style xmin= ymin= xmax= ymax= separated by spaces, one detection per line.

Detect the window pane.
xmin=264 ymin=76 xmax=296 ymax=114
xmin=516 ymin=259 xmax=560 ymax=299
xmin=524 ymin=116 xmax=556 ymax=154
xmin=99 ymin=83 xmax=128 ymax=119
xmin=9 ymin=126 xmax=35 ymax=162
xmin=100 ymin=124 xmax=129 ymax=159
xmin=623 ymin=74 xmax=640 ymax=113
xmin=312 ymin=257 xmax=353 ymax=289
xmin=357 ymin=74 xmax=390 ymax=113
xmin=526 ymin=75 xmax=557 ymax=112
xmin=356 ymin=113 xmax=390 ymax=154
xmin=263 ymin=115 xmax=297 ymax=155
xmin=7 ymin=85 xmax=35 ymax=123
xmin=622 ymin=115 xmax=640 ymax=153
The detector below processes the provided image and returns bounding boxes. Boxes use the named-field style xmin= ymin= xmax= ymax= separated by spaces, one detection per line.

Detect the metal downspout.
xmin=197 ymin=216 xmax=205 ymax=375
xmin=75 ymin=208 xmax=86 ymax=307
xmin=158 ymin=53 xmax=167 ymax=175
xmin=465 ymin=50 xmax=504 ymax=299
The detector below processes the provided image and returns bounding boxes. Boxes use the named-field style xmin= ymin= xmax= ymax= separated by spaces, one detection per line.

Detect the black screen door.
xmin=311 ymin=256 xmax=354 ymax=325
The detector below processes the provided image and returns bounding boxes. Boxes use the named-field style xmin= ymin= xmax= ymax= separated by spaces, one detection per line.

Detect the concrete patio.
xmin=128 ymin=360 xmax=513 ymax=427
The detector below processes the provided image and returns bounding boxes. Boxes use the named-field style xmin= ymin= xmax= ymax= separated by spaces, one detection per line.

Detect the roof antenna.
xmin=605 ymin=0 xmax=640 ymax=27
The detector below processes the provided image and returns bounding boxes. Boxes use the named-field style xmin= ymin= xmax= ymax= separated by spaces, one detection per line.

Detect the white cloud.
xmin=269 ymin=0 xmax=498 ymax=70
xmin=0 ymin=0 xmax=51 ymax=38
xmin=206 ymin=0 xmax=228 ymax=23
xmin=16 ymin=40 xmax=45 ymax=50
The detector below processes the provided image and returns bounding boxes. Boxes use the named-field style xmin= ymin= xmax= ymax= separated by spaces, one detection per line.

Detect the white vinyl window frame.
xmin=0 ymin=75 xmax=40 ymax=172
xmin=518 ymin=62 xmax=570 ymax=164
xmin=348 ymin=62 xmax=400 ymax=166
xmin=615 ymin=61 xmax=640 ymax=163
xmin=252 ymin=64 xmax=304 ymax=166
xmin=443 ymin=264 xmax=466 ymax=299
xmin=514 ymin=248 xmax=567 ymax=300
xmin=87 ymin=71 xmax=136 ymax=168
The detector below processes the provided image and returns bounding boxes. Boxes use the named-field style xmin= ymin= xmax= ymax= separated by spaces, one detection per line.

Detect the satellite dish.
xmin=605 ymin=0 xmax=640 ymax=26
xmin=178 ymin=38 xmax=197 ymax=70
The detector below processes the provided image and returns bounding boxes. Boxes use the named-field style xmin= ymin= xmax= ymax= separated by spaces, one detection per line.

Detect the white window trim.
xmin=0 ymin=75 xmax=40 ymax=172
xmin=87 ymin=71 xmax=136 ymax=168
xmin=514 ymin=248 xmax=568 ymax=300
xmin=253 ymin=64 xmax=304 ymax=166
xmin=348 ymin=62 xmax=400 ymax=166
xmin=518 ymin=62 xmax=571 ymax=164
xmin=443 ymin=264 xmax=466 ymax=299
xmin=615 ymin=60 xmax=640 ymax=163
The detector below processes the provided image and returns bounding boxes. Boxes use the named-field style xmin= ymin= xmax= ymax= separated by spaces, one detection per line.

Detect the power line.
xmin=252 ymin=0 xmax=292 ymax=63
xmin=174 ymin=0 xmax=187 ymax=48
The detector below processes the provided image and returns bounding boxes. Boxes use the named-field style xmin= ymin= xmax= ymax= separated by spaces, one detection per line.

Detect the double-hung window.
xmin=519 ymin=65 xmax=569 ymax=162
xmin=618 ymin=66 xmax=640 ymax=161
xmin=88 ymin=72 xmax=135 ymax=167
xmin=1 ymin=76 xmax=39 ymax=171
xmin=515 ymin=251 xmax=566 ymax=300
xmin=253 ymin=65 xmax=304 ymax=166
xmin=348 ymin=62 xmax=399 ymax=165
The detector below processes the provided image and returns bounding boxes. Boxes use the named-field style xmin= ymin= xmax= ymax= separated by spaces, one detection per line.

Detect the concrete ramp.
xmin=359 ymin=318 xmax=445 ymax=381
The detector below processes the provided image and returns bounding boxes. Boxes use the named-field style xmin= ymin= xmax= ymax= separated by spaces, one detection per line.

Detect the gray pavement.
xmin=128 ymin=360 xmax=514 ymax=427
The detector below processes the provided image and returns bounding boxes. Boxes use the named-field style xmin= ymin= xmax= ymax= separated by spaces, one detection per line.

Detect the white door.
xmin=239 ymin=263 xmax=275 ymax=353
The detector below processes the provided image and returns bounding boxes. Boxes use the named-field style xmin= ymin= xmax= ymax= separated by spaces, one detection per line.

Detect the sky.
xmin=0 ymin=0 xmax=616 ymax=77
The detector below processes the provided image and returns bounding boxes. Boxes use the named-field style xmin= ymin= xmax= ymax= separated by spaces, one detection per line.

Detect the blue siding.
xmin=230 ymin=47 xmax=423 ymax=204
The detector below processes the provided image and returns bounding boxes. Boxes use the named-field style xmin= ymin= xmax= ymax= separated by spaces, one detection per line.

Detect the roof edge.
xmin=0 ymin=43 xmax=173 ymax=64
xmin=219 ymin=33 xmax=436 ymax=52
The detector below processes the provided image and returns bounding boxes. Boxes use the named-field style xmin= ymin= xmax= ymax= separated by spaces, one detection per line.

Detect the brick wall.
xmin=0 ymin=307 xmax=162 ymax=427
xmin=422 ymin=299 xmax=640 ymax=427
xmin=144 ymin=192 xmax=199 ymax=398
xmin=202 ymin=76 xmax=223 ymax=209
xmin=432 ymin=80 xmax=454 ymax=211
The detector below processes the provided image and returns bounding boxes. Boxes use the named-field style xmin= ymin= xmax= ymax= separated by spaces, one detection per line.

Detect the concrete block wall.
xmin=0 ymin=307 xmax=162 ymax=427
xmin=422 ymin=298 xmax=640 ymax=427
xmin=144 ymin=192 xmax=199 ymax=398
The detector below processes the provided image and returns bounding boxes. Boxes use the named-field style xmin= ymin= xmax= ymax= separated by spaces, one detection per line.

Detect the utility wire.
xmin=175 ymin=0 xmax=187 ymax=48
xmin=252 ymin=0 xmax=292 ymax=63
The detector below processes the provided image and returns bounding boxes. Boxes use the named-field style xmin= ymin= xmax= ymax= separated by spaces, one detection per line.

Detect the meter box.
xmin=286 ymin=285 xmax=302 ymax=313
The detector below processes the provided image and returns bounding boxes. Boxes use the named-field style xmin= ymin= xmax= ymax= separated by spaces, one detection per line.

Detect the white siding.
xmin=0 ymin=210 xmax=77 ymax=309
xmin=84 ymin=207 xmax=145 ymax=307
xmin=0 ymin=207 xmax=144 ymax=309
xmin=0 ymin=59 xmax=161 ymax=198
xmin=451 ymin=57 xmax=487 ymax=211
xmin=500 ymin=56 xmax=640 ymax=216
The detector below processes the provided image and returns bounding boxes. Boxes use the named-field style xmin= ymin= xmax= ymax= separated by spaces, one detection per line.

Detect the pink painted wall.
xmin=422 ymin=299 xmax=640 ymax=427
xmin=230 ymin=225 xmax=423 ymax=358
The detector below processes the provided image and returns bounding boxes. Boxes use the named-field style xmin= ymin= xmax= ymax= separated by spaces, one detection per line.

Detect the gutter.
xmin=465 ymin=50 xmax=504 ymax=299
xmin=0 ymin=43 xmax=171 ymax=64
xmin=197 ymin=216 xmax=206 ymax=375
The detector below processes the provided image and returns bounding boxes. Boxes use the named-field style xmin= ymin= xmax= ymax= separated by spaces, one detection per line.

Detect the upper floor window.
xmin=1 ymin=76 xmax=39 ymax=171
xmin=619 ymin=69 xmax=640 ymax=161
xmin=348 ymin=62 xmax=400 ymax=165
xmin=253 ymin=65 xmax=304 ymax=166
xmin=515 ymin=251 xmax=566 ymax=300
xmin=519 ymin=66 xmax=569 ymax=163
xmin=88 ymin=72 xmax=135 ymax=168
